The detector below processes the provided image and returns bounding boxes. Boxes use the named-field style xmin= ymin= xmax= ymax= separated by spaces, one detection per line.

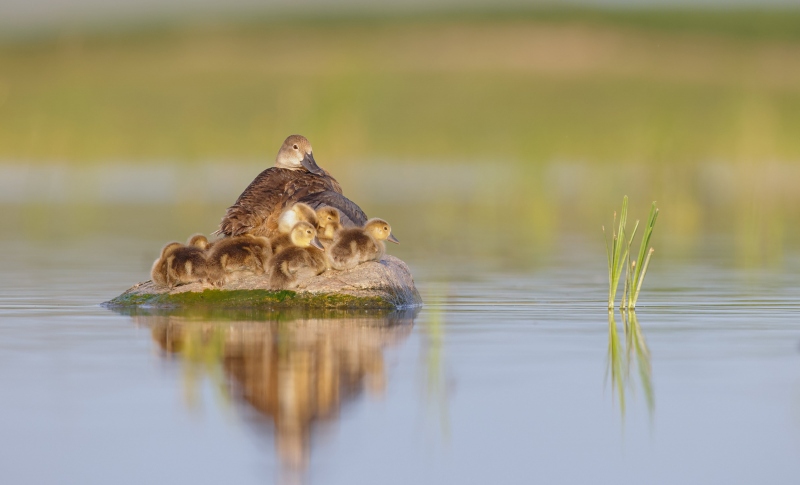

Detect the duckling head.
xmin=186 ymin=234 xmax=209 ymax=250
xmin=316 ymin=207 xmax=341 ymax=234
xmin=364 ymin=218 xmax=400 ymax=244
xmin=160 ymin=242 xmax=183 ymax=257
xmin=278 ymin=202 xmax=319 ymax=234
xmin=275 ymin=134 xmax=324 ymax=175
xmin=289 ymin=221 xmax=324 ymax=250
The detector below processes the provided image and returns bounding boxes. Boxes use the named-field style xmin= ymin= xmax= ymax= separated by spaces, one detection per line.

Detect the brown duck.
xmin=215 ymin=135 xmax=368 ymax=238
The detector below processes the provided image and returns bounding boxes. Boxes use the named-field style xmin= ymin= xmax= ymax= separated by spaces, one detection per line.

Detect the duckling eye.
xmin=293 ymin=144 xmax=299 ymax=150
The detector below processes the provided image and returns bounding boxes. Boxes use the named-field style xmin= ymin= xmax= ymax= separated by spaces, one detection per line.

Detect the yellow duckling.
xmin=150 ymin=242 xmax=182 ymax=287
xmin=327 ymin=218 xmax=399 ymax=271
xmin=315 ymin=206 xmax=343 ymax=248
xmin=151 ymin=240 xmax=209 ymax=288
xmin=276 ymin=202 xmax=319 ymax=235
xmin=271 ymin=220 xmax=320 ymax=255
xmin=186 ymin=233 xmax=212 ymax=250
xmin=206 ymin=234 xmax=272 ymax=287
xmin=268 ymin=223 xmax=326 ymax=290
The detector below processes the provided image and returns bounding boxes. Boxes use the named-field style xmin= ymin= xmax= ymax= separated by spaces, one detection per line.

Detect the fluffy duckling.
xmin=315 ymin=206 xmax=343 ymax=247
xmin=277 ymin=202 xmax=319 ymax=235
xmin=151 ymin=241 xmax=209 ymax=288
xmin=206 ymin=234 xmax=272 ymax=287
xmin=268 ymin=223 xmax=327 ymax=290
xmin=186 ymin=233 xmax=212 ymax=250
xmin=270 ymin=221 xmax=326 ymax=254
xmin=270 ymin=221 xmax=321 ymax=255
xmin=150 ymin=242 xmax=183 ymax=287
xmin=327 ymin=218 xmax=399 ymax=271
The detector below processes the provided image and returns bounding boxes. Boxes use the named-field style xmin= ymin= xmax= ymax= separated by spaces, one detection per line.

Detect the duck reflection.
xmin=129 ymin=308 xmax=415 ymax=469
xmin=607 ymin=310 xmax=654 ymax=418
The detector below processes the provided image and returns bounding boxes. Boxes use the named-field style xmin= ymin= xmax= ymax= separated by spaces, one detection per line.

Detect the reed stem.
xmin=604 ymin=197 xmax=658 ymax=309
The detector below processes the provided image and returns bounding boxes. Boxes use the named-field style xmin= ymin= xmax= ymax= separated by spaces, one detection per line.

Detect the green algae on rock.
xmin=104 ymin=255 xmax=422 ymax=310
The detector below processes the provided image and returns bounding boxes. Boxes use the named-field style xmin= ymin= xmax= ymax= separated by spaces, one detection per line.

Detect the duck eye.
xmin=293 ymin=144 xmax=299 ymax=149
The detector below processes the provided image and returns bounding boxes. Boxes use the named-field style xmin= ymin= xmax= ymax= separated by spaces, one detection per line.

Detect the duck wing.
xmin=216 ymin=168 xmax=298 ymax=236
xmin=297 ymin=190 xmax=368 ymax=228
xmin=217 ymin=167 xmax=344 ymax=237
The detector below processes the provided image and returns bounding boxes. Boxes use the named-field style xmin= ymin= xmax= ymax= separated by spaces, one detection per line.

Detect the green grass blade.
xmin=632 ymin=248 xmax=655 ymax=308
xmin=634 ymin=203 xmax=659 ymax=285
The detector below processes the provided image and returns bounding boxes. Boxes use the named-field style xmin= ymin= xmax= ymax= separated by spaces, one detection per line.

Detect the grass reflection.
xmin=606 ymin=310 xmax=654 ymax=420
xmin=421 ymin=286 xmax=450 ymax=442
xmin=128 ymin=307 xmax=417 ymax=470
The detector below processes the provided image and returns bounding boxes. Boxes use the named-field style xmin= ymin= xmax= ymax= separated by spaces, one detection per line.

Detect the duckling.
xmin=166 ymin=244 xmax=209 ymax=288
xmin=268 ymin=223 xmax=327 ymax=290
xmin=270 ymin=221 xmax=320 ymax=255
xmin=150 ymin=242 xmax=183 ymax=287
xmin=315 ymin=206 xmax=343 ymax=247
xmin=327 ymin=218 xmax=399 ymax=271
xmin=186 ymin=233 xmax=212 ymax=250
xmin=206 ymin=234 xmax=272 ymax=287
xmin=277 ymin=202 xmax=319 ymax=235
xmin=215 ymin=135 xmax=344 ymax=238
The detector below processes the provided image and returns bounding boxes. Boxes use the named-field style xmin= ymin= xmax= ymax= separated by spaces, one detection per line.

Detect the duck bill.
xmin=301 ymin=152 xmax=325 ymax=176
xmin=310 ymin=236 xmax=324 ymax=250
xmin=387 ymin=233 xmax=400 ymax=244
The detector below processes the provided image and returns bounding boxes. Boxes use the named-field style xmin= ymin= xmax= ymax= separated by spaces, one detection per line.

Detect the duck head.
xmin=275 ymin=135 xmax=324 ymax=175
xmin=289 ymin=221 xmax=324 ymax=250
xmin=364 ymin=218 xmax=400 ymax=244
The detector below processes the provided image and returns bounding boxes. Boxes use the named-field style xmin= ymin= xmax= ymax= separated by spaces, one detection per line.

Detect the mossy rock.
xmin=104 ymin=255 xmax=422 ymax=311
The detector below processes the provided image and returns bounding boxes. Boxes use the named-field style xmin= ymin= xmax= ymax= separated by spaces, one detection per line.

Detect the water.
xmin=1 ymin=221 xmax=800 ymax=485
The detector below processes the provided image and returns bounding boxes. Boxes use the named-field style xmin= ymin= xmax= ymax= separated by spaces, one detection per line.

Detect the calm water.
xmin=2 ymin=224 xmax=800 ymax=485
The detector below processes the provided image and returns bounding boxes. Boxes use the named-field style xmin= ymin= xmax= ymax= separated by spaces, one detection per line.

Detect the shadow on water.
xmin=607 ymin=310 xmax=654 ymax=420
xmin=110 ymin=305 xmax=418 ymax=472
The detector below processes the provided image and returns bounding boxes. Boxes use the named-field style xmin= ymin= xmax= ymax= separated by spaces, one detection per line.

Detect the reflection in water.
xmin=125 ymin=307 xmax=416 ymax=470
xmin=607 ymin=310 xmax=654 ymax=419
xmin=421 ymin=287 xmax=450 ymax=442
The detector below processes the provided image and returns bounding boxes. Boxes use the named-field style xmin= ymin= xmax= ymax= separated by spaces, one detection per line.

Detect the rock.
xmin=104 ymin=255 xmax=422 ymax=310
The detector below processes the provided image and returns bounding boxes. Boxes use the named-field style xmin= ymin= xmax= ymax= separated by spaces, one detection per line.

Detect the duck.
xmin=150 ymin=242 xmax=183 ymax=286
xmin=206 ymin=234 xmax=273 ymax=287
xmin=215 ymin=135 xmax=344 ymax=238
xmin=315 ymin=206 xmax=343 ymax=247
xmin=268 ymin=223 xmax=327 ymax=290
xmin=150 ymin=240 xmax=209 ymax=288
xmin=186 ymin=234 xmax=212 ymax=250
xmin=327 ymin=218 xmax=399 ymax=271
xmin=270 ymin=220 xmax=320 ymax=255
xmin=276 ymin=202 xmax=319 ymax=235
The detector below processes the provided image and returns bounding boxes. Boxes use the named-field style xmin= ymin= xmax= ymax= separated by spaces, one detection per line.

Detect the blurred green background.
xmin=2 ymin=3 xmax=799 ymax=269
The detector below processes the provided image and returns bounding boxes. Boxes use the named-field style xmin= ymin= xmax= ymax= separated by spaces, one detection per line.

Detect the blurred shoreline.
xmin=2 ymin=9 xmax=800 ymax=164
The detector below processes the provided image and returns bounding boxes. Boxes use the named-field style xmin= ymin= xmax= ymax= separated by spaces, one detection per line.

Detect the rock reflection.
xmin=129 ymin=308 xmax=416 ymax=470
xmin=607 ymin=310 xmax=654 ymax=419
